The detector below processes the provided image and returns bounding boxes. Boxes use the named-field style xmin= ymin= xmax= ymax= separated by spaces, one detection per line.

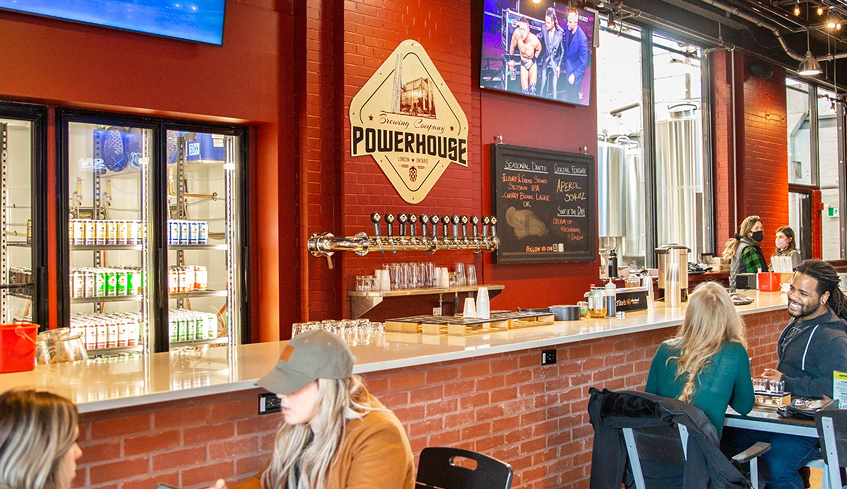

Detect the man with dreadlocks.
xmin=723 ymin=259 xmax=847 ymax=489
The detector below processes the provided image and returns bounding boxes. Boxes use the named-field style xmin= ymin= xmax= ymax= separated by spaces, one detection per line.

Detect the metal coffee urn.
xmin=655 ymin=244 xmax=690 ymax=302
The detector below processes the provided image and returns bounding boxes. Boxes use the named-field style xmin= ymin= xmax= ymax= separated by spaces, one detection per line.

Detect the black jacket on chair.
xmin=587 ymin=388 xmax=751 ymax=489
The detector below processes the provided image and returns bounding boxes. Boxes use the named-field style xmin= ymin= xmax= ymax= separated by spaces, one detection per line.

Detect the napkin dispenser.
xmin=615 ymin=287 xmax=648 ymax=312
xmin=736 ymin=273 xmax=758 ymax=290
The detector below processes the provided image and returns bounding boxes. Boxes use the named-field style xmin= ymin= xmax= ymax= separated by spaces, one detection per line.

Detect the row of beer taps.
xmin=307 ymin=212 xmax=500 ymax=257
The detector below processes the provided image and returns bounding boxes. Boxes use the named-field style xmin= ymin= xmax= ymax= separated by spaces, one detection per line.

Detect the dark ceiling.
xmin=590 ymin=0 xmax=847 ymax=93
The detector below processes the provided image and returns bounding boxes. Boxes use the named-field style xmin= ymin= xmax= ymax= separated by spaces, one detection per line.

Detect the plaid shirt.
xmin=740 ymin=243 xmax=767 ymax=273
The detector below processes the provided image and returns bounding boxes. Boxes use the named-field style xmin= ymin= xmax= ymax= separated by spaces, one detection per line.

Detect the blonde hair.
xmin=666 ymin=282 xmax=746 ymax=402
xmin=262 ymin=376 xmax=378 ymax=489
xmin=722 ymin=215 xmax=762 ymax=260
xmin=0 ymin=389 xmax=79 ymax=489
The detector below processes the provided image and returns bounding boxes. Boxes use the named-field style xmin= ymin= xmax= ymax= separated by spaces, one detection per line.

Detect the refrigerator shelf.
xmin=170 ymin=337 xmax=228 ymax=348
xmin=168 ymin=289 xmax=228 ymax=299
xmin=70 ymin=244 xmax=143 ymax=251
xmin=7 ymin=242 xmax=31 ymax=248
xmin=71 ymin=294 xmax=143 ymax=304
xmin=168 ymin=244 xmax=228 ymax=251
xmin=86 ymin=345 xmax=144 ymax=358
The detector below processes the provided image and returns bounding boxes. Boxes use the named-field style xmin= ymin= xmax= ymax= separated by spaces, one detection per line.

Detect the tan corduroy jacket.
xmin=231 ymin=391 xmax=414 ymax=489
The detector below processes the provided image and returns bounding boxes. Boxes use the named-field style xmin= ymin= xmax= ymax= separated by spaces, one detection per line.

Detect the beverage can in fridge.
xmin=169 ymin=221 xmax=179 ymax=245
xmin=127 ymin=220 xmax=139 ymax=245
xmin=117 ymin=320 xmax=128 ymax=347
xmin=199 ymin=221 xmax=208 ymax=244
xmin=73 ymin=220 xmax=85 ymax=245
xmin=182 ymin=266 xmax=194 ymax=293
xmin=179 ymin=220 xmax=190 ymax=245
xmin=72 ymin=270 xmax=84 ymax=298
xmin=84 ymin=269 xmax=95 ymax=298
xmin=127 ymin=318 xmax=139 ymax=346
xmin=96 ymin=322 xmax=107 ymax=349
xmin=95 ymin=270 xmax=106 ymax=297
xmin=95 ymin=220 xmax=107 ymax=245
xmin=107 ymin=321 xmax=118 ymax=348
xmin=178 ymin=319 xmax=187 ymax=342
xmin=85 ymin=322 xmax=97 ymax=350
xmin=168 ymin=267 xmax=178 ymax=294
xmin=84 ymin=220 xmax=95 ymax=245
xmin=117 ymin=220 xmax=128 ymax=245
xmin=106 ymin=220 xmax=117 ymax=245
xmin=68 ymin=220 xmax=74 ymax=244
xmin=116 ymin=270 xmax=128 ymax=296
xmin=194 ymin=266 xmax=208 ymax=290
xmin=105 ymin=271 xmax=117 ymax=296
xmin=26 ymin=218 xmax=31 ymax=244
xmin=126 ymin=270 xmax=139 ymax=295
xmin=189 ymin=221 xmax=200 ymax=245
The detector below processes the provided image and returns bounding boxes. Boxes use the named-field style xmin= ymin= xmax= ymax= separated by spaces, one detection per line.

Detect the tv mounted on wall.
xmin=0 ymin=0 xmax=226 ymax=45
xmin=481 ymin=1 xmax=595 ymax=106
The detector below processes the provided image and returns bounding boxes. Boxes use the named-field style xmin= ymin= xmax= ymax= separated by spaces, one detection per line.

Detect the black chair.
xmin=588 ymin=388 xmax=770 ymax=489
xmin=415 ymin=447 xmax=513 ymax=489
xmin=814 ymin=409 xmax=847 ymax=489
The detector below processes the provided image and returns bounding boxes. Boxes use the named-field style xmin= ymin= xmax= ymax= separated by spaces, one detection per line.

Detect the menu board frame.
xmin=490 ymin=144 xmax=596 ymax=264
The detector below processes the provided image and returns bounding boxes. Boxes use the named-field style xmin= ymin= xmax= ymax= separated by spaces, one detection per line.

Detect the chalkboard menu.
xmin=491 ymin=144 xmax=596 ymax=264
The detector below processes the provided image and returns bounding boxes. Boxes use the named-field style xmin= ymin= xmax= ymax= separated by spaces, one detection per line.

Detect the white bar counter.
xmin=0 ymin=290 xmax=787 ymax=413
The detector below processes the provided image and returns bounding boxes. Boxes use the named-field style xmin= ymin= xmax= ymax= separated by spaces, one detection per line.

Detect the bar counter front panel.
xmin=1 ymin=291 xmax=789 ymax=489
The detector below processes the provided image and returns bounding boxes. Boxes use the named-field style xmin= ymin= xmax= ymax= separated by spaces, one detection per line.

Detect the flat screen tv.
xmin=0 ymin=0 xmax=226 ymax=45
xmin=481 ymin=1 xmax=595 ymax=106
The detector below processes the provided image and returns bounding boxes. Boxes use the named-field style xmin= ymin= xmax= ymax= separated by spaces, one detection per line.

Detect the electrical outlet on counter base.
xmin=541 ymin=349 xmax=557 ymax=365
xmin=258 ymin=392 xmax=281 ymax=414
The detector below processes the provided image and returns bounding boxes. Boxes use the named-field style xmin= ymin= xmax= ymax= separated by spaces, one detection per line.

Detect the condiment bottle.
xmin=607 ymin=249 xmax=618 ymax=279
xmin=605 ymin=280 xmax=617 ymax=317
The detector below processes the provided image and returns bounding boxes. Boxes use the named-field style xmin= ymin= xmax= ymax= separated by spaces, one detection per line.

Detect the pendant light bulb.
xmin=794 ymin=1 xmax=801 ymax=16
xmin=798 ymin=29 xmax=822 ymax=76
xmin=818 ymin=6 xmax=825 ymax=15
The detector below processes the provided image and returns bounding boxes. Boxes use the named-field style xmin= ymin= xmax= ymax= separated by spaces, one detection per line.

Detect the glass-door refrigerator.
xmin=162 ymin=125 xmax=247 ymax=352
xmin=57 ymin=110 xmax=248 ymax=356
xmin=0 ymin=101 xmax=47 ymax=328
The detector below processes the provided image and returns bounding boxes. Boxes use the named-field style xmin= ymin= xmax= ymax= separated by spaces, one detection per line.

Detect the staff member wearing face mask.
xmin=769 ymin=225 xmax=802 ymax=271
xmin=722 ymin=215 xmax=766 ymax=292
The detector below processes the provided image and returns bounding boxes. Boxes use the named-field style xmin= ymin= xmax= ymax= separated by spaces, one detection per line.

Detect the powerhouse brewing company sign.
xmin=350 ymin=40 xmax=469 ymax=203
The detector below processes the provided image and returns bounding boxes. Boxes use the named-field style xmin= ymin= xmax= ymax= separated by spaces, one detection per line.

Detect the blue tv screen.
xmin=0 ymin=0 xmax=226 ymax=45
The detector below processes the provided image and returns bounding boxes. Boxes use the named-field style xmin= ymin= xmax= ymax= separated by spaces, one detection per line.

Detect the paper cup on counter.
xmin=463 ymin=297 xmax=476 ymax=318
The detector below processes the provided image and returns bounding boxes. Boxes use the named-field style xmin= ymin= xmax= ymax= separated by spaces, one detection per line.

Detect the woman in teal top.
xmin=646 ymin=282 xmax=755 ymax=437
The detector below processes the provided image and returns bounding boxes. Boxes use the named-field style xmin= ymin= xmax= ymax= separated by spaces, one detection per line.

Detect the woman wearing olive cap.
xmin=207 ymin=330 xmax=414 ymax=489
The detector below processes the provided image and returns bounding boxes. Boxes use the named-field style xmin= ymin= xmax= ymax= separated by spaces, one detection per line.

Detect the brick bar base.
xmin=74 ymin=309 xmax=787 ymax=489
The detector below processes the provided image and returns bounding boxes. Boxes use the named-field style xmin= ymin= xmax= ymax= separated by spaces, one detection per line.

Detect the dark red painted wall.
xmin=0 ymin=0 xmax=299 ymax=339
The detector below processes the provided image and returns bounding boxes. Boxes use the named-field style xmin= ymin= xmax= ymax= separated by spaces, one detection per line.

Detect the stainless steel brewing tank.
xmin=655 ymin=107 xmax=703 ymax=257
xmin=597 ymin=141 xmax=626 ymax=238
xmin=655 ymin=244 xmax=690 ymax=301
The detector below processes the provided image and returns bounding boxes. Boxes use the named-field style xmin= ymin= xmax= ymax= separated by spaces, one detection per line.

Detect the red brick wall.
xmin=73 ymin=308 xmax=788 ymax=489
xmin=712 ymin=51 xmax=789 ymax=258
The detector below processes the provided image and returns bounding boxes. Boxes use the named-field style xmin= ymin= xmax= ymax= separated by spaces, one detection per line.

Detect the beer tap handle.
xmin=490 ymin=216 xmax=498 ymax=237
xmin=482 ymin=216 xmax=490 ymax=237
xmin=420 ymin=214 xmax=429 ymax=237
xmin=398 ymin=213 xmax=408 ymax=237
xmin=370 ymin=212 xmax=382 ymax=237
xmin=471 ymin=216 xmax=479 ymax=237
xmin=431 ymin=214 xmax=440 ymax=238
xmin=409 ymin=214 xmax=417 ymax=237
xmin=460 ymin=215 xmax=469 ymax=238
xmin=451 ymin=215 xmax=460 ymax=238
xmin=443 ymin=215 xmax=451 ymax=238
xmin=385 ymin=213 xmax=395 ymax=237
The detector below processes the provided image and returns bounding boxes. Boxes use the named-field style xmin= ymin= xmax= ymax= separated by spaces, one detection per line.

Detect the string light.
xmin=818 ymin=6 xmax=825 ymax=15
xmin=794 ymin=0 xmax=801 ymax=16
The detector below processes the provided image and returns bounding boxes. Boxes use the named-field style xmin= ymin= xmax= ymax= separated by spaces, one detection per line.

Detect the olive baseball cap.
xmin=256 ymin=330 xmax=354 ymax=395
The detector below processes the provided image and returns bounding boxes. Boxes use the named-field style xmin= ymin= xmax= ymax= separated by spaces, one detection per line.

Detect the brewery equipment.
xmin=655 ymin=244 xmax=690 ymax=302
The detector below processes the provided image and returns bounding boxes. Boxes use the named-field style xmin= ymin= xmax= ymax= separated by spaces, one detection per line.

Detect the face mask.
xmin=776 ymin=238 xmax=788 ymax=249
xmin=751 ymin=230 xmax=764 ymax=242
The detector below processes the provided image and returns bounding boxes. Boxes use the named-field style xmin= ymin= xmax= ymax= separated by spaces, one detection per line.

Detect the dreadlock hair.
xmin=795 ymin=259 xmax=847 ymax=321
